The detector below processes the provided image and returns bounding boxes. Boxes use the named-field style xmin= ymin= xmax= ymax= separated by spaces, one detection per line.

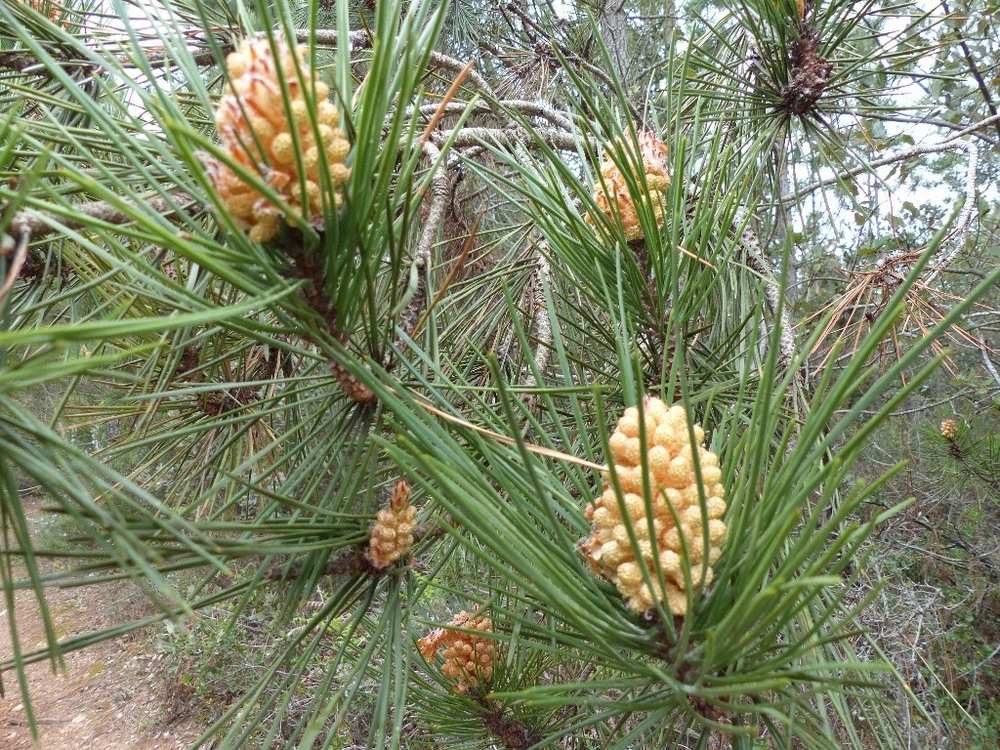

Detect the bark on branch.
xmin=264 ymin=522 xmax=443 ymax=581
xmin=7 ymin=193 xmax=196 ymax=242
xmin=738 ymin=218 xmax=798 ymax=379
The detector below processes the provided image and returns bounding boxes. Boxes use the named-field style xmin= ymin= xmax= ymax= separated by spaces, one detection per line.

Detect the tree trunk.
xmin=598 ymin=1 xmax=630 ymax=83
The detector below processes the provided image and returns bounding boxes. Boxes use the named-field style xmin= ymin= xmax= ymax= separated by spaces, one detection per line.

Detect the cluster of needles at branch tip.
xmin=586 ymin=131 xmax=671 ymax=241
xmin=781 ymin=21 xmax=833 ymax=118
xmin=203 ymin=37 xmax=350 ymax=243
xmin=582 ymin=396 xmax=727 ymax=616
xmin=366 ymin=480 xmax=418 ymax=569
xmin=418 ymin=611 xmax=495 ymax=693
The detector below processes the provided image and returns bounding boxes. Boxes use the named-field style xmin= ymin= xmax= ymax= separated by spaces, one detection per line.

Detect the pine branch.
xmin=924 ymin=144 xmax=979 ymax=285
xmin=440 ymin=125 xmax=582 ymax=151
xmin=520 ymin=246 xmax=553 ymax=389
xmin=7 ymin=193 xmax=196 ymax=241
xmin=428 ymin=50 xmax=496 ymax=98
xmin=474 ymin=694 xmax=542 ymax=750
xmin=738 ymin=220 xmax=797 ymax=378
xmin=263 ymin=522 xmax=443 ymax=581
xmin=857 ymin=111 xmax=998 ymax=148
xmin=0 ymin=30 xmax=369 ymax=75
xmin=979 ymin=337 xmax=1000 ymax=389
xmin=781 ymin=114 xmax=1000 ymax=202
xmin=0 ymin=227 xmax=29 ymax=303
xmin=500 ymin=0 xmax=642 ymax=121
xmin=272 ymin=234 xmax=377 ymax=404
xmin=408 ymin=99 xmax=575 ymax=132
xmin=941 ymin=1 xmax=1000 ymax=141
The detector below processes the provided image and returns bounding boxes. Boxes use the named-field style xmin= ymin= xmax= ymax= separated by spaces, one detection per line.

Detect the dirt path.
xmin=0 ymin=510 xmax=204 ymax=749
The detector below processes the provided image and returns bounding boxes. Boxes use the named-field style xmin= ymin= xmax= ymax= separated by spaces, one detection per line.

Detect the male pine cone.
xmin=204 ymin=37 xmax=351 ymax=242
xmin=418 ymin=611 xmax=495 ymax=693
xmin=582 ymin=396 xmax=727 ymax=616
xmin=586 ymin=131 xmax=671 ymax=241
xmin=366 ymin=480 xmax=417 ymax=569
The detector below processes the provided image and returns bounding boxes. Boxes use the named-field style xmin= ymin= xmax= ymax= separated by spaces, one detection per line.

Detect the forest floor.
xmin=0 ymin=499 xmax=203 ymax=750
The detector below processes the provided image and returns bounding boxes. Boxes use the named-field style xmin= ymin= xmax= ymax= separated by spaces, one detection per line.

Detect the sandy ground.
xmin=0 ymin=510 xmax=204 ymax=749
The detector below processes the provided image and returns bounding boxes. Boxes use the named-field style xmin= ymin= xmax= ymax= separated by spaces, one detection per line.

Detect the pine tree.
xmin=1 ymin=1 xmax=997 ymax=748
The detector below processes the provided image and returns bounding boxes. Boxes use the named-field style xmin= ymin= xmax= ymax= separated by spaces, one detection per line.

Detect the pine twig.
xmin=520 ymin=248 xmax=553 ymax=387
xmin=739 ymin=220 xmax=797 ymax=377
xmin=442 ymin=125 xmax=582 ymax=152
xmin=407 ymin=99 xmax=575 ymax=132
xmin=428 ymin=50 xmax=496 ymax=99
xmin=394 ymin=141 xmax=454 ymax=350
xmin=924 ymin=143 xmax=979 ymax=286
xmin=264 ymin=522 xmax=443 ymax=581
xmin=979 ymin=338 xmax=1000 ymax=389
xmin=0 ymin=229 xmax=30 ymax=303
xmin=781 ymin=114 xmax=1000 ymax=203
xmin=941 ymin=1 xmax=1000 ymax=141
xmin=474 ymin=694 xmax=543 ymax=750
xmin=8 ymin=193 xmax=195 ymax=241
xmin=277 ymin=236 xmax=378 ymax=404
xmin=519 ymin=243 xmax=553 ymax=417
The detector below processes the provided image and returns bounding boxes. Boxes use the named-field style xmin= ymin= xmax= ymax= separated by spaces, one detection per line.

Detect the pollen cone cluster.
xmin=26 ymin=0 xmax=58 ymax=20
xmin=366 ymin=481 xmax=418 ymax=569
xmin=940 ymin=419 xmax=957 ymax=440
xmin=204 ymin=38 xmax=351 ymax=243
xmin=586 ymin=131 xmax=671 ymax=241
xmin=418 ymin=611 xmax=495 ymax=693
xmin=582 ymin=396 xmax=726 ymax=616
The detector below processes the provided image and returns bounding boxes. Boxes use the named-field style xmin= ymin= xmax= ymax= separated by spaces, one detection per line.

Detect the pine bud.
xmin=582 ymin=396 xmax=726 ymax=616
xmin=330 ymin=360 xmax=376 ymax=404
xmin=586 ymin=131 xmax=671 ymax=241
xmin=203 ymin=38 xmax=351 ymax=242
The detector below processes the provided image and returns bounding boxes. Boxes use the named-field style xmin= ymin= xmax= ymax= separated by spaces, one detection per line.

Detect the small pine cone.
xmin=200 ymin=390 xmax=228 ymax=416
xmin=366 ymin=481 xmax=418 ymax=569
xmin=940 ymin=419 xmax=957 ymax=440
xmin=330 ymin=360 xmax=376 ymax=404
xmin=203 ymin=37 xmax=351 ymax=242
xmin=585 ymin=131 xmax=671 ymax=241
xmin=418 ymin=611 xmax=494 ymax=693
xmin=176 ymin=344 xmax=202 ymax=377
xmin=581 ymin=396 xmax=726 ymax=616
